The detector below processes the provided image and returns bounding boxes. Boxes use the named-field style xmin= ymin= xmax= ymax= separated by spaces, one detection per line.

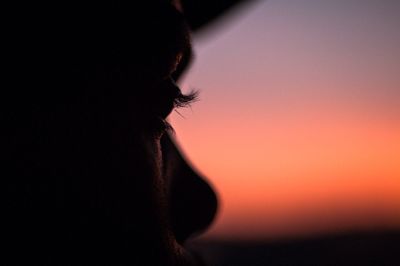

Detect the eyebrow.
xmin=172 ymin=45 xmax=193 ymax=82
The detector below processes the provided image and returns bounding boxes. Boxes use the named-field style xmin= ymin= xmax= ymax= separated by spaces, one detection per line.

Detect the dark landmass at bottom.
xmin=186 ymin=230 xmax=400 ymax=266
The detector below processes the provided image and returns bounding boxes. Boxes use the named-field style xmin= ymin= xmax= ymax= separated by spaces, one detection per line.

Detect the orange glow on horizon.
xmin=171 ymin=105 xmax=400 ymax=240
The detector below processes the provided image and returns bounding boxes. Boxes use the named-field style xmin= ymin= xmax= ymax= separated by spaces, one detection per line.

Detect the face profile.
xmin=3 ymin=1 xmax=226 ymax=265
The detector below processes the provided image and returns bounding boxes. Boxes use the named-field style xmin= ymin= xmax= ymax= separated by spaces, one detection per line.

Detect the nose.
xmin=161 ymin=134 xmax=218 ymax=243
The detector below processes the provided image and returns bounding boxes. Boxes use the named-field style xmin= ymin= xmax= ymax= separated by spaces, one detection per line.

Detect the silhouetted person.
xmin=3 ymin=1 xmax=247 ymax=265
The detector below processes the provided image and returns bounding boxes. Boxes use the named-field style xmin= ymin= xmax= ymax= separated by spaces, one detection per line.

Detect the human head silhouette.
xmin=3 ymin=1 xmax=245 ymax=265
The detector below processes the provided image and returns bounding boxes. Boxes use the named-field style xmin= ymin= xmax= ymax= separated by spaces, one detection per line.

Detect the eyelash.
xmin=146 ymin=76 xmax=198 ymax=136
xmin=172 ymin=85 xmax=198 ymax=109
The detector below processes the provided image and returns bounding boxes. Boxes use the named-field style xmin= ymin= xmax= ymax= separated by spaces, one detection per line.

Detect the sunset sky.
xmin=171 ymin=0 xmax=400 ymax=240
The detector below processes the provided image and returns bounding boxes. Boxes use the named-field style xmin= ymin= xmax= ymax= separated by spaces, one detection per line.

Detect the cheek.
xmin=144 ymin=135 xmax=163 ymax=177
xmin=139 ymin=133 xmax=167 ymax=192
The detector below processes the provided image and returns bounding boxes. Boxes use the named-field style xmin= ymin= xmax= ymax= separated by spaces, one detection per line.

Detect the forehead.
xmin=127 ymin=3 xmax=192 ymax=77
xmin=62 ymin=2 xmax=192 ymax=76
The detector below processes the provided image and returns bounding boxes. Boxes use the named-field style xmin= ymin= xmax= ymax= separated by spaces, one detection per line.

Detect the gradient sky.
xmin=171 ymin=0 xmax=400 ymax=240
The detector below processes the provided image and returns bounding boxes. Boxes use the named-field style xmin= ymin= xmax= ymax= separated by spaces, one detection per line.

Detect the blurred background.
xmin=172 ymin=0 xmax=400 ymax=265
